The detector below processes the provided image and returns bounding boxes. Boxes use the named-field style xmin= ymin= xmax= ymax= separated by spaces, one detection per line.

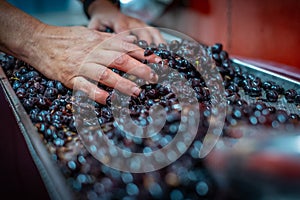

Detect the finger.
xmin=113 ymin=20 xmax=130 ymax=34
xmin=88 ymin=18 xmax=107 ymax=31
xmin=70 ymin=76 xmax=109 ymax=105
xmin=131 ymin=26 xmax=165 ymax=45
xmin=79 ymin=63 xmax=142 ymax=96
xmin=110 ymin=33 xmax=137 ymax=43
xmin=123 ymin=35 xmax=137 ymax=43
xmin=127 ymin=48 xmax=162 ymax=64
xmin=148 ymin=28 xmax=166 ymax=45
xmin=86 ymin=50 xmax=158 ymax=83
xmin=108 ymin=52 xmax=158 ymax=83
xmin=98 ymin=38 xmax=161 ymax=63
xmin=131 ymin=29 xmax=153 ymax=45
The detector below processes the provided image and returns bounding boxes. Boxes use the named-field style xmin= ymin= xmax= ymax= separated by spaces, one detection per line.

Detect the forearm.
xmin=0 ymin=0 xmax=44 ymax=60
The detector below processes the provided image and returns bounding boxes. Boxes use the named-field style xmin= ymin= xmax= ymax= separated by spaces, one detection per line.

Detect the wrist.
xmin=17 ymin=22 xmax=48 ymax=63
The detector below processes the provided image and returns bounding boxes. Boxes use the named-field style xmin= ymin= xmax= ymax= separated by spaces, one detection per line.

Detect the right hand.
xmin=21 ymin=24 xmax=161 ymax=104
xmin=87 ymin=0 xmax=165 ymax=44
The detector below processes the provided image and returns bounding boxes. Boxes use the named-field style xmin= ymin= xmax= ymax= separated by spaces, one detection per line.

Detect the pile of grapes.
xmin=1 ymin=38 xmax=300 ymax=200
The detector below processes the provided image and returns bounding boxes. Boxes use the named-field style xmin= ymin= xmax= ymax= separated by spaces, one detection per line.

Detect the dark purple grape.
xmin=44 ymin=87 xmax=58 ymax=100
xmin=295 ymin=94 xmax=300 ymax=104
xmin=158 ymin=43 xmax=167 ymax=50
xmin=276 ymin=110 xmax=288 ymax=123
xmin=33 ymin=82 xmax=45 ymax=94
xmin=55 ymin=82 xmax=67 ymax=95
xmin=146 ymin=99 xmax=155 ymax=107
xmin=169 ymin=40 xmax=180 ymax=51
xmin=224 ymin=89 xmax=234 ymax=97
xmin=247 ymin=73 xmax=256 ymax=81
xmin=219 ymin=50 xmax=228 ymax=60
xmin=212 ymin=53 xmax=221 ymax=62
xmin=241 ymin=79 xmax=251 ymax=88
xmin=267 ymin=106 xmax=277 ymax=113
xmin=253 ymin=102 xmax=267 ymax=111
xmin=211 ymin=43 xmax=223 ymax=53
xmin=271 ymin=84 xmax=284 ymax=94
xmin=285 ymin=89 xmax=297 ymax=103
xmin=248 ymin=86 xmax=261 ymax=97
xmin=262 ymin=81 xmax=275 ymax=90
xmin=227 ymin=84 xmax=239 ymax=93
xmin=25 ymin=71 xmax=39 ymax=79
xmin=46 ymin=80 xmax=55 ymax=88
xmin=19 ymin=75 xmax=27 ymax=83
xmin=104 ymin=27 xmax=114 ymax=33
xmin=12 ymin=80 xmax=21 ymax=90
xmin=23 ymin=80 xmax=33 ymax=89
xmin=16 ymin=87 xmax=26 ymax=99
xmin=19 ymin=66 xmax=28 ymax=74
xmin=266 ymin=90 xmax=278 ymax=102
xmin=233 ymin=65 xmax=242 ymax=76
xmin=249 ymin=115 xmax=258 ymax=125
xmin=137 ymin=40 xmax=148 ymax=49
xmin=35 ymin=123 xmax=46 ymax=133
xmin=289 ymin=113 xmax=300 ymax=121
xmin=159 ymin=49 xmax=171 ymax=59
xmin=232 ymin=107 xmax=242 ymax=119
xmin=13 ymin=71 xmax=21 ymax=78
xmin=144 ymin=47 xmax=154 ymax=56
xmin=222 ymin=59 xmax=231 ymax=68
xmin=251 ymin=77 xmax=262 ymax=87
xmin=234 ymin=99 xmax=248 ymax=107
xmin=23 ymin=98 xmax=35 ymax=111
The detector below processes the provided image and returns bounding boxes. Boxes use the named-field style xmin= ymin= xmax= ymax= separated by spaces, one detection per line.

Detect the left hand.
xmin=87 ymin=0 xmax=165 ymax=45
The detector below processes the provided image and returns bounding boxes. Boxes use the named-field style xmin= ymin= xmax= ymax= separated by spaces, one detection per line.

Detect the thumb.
xmin=113 ymin=20 xmax=130 ymax=33
xmin=88 ymin=18 xmax=106 ymax=31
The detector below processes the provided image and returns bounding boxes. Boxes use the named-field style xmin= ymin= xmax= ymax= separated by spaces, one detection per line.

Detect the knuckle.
xmin=151 ymin=28 xmax=160 ymax=35
xmin=99 ymin=68 xmax=110 ymax=81
xmin=69 ymin=76 xmax=88 ymax=93
xmin=121 ymin=41 xmax=136 ymax=52
xmin=114 ymin=54 xmax=128 ymax=66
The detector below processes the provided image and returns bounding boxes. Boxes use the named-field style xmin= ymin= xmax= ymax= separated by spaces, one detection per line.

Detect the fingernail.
xmin=155 ymin=57 xmax=162 ymax=63
xmin=149 ymin=70 xmax=158 ymax=83
xmin=125 ymin=35 xmax=137 ymax=43
xmin=131 ymin=86 xmax=141 ymax=96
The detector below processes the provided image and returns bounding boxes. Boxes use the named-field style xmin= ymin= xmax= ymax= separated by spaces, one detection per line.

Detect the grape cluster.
xmin=1 ymin=56 xmax=78 ymax=147
xmin=1 ymin=37 xmax=300 ymax=200
xmin=206 ymin=43 xmax=300 ymax=130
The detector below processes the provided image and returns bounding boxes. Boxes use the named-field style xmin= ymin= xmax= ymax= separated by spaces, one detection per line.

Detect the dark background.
xmin=0 ymin=87 xmax=49 ymax=199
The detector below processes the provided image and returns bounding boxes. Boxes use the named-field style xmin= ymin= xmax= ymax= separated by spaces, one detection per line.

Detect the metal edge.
xmin=161 ymin=31 xmax=182 ymax=42
xmin=0 ymin=67 xmax=74 ymax=200
xmin=231 ymin=58 xmax=300 ymax=86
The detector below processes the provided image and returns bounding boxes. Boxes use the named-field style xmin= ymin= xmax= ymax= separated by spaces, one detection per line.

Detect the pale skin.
xmin=86 ymin=0 xmax=164 ymax=44
xmin=0 ymin=0 xmax=165 ymax=104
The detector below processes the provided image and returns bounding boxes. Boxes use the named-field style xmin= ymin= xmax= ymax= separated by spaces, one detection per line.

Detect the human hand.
xmin=87 ymin=0 xmax=165 ymax=44
xmin=21 ymin=24 xmax=161 ymax=104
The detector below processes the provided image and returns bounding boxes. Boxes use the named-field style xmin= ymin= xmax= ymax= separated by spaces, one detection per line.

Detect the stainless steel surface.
xmin=232 ymin=58 xmax=300 ymax=88
xmin=231 ymin=58 xmax=300 ymax=115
